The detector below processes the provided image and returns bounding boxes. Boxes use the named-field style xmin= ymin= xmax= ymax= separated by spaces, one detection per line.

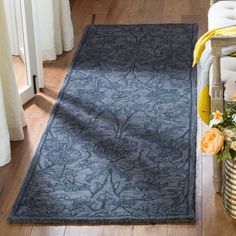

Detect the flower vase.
xmin=223 ymin=159 xmax=236 ymax=219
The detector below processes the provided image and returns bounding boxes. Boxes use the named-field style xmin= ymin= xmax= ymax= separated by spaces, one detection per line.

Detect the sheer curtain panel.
xmin=35 ymin=0 xmax=74 ymax=61
xmin=0 ymin=0 xmax=26 ymax=167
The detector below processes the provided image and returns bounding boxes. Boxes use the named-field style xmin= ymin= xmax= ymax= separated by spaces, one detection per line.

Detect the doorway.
xmin=4 ymin=0 xmax=43 ymax=104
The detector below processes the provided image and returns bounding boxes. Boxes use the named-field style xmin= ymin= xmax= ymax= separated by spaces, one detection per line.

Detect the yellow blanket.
xmin=193 ymin=26 xmax=236 ymax=125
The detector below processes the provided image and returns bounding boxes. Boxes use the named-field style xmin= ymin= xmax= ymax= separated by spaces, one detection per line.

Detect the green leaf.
xmin=221 ymin=149 xmax=232 ymax=159
xmin=229 ymin=149 xmax=236 ymax=159
xmin=216 ymin=153 xmax=223 ymax=161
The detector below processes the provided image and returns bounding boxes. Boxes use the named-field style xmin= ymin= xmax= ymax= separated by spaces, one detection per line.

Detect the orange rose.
xmin=214 ymin=110 xmax=222 ymax=120
xmin=233 ymin=93 xmax=236 ymax=101
xmin=200 ymin=128 xmax=224 ymax=155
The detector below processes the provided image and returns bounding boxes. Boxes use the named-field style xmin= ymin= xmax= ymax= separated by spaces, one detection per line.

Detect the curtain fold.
xmin=36 ymin=0 xmax=74 ymax=61
xmin=0 ymin=0 xmax=26 ymax=167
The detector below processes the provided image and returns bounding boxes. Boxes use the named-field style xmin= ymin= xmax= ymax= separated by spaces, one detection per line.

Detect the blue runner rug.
xmin=9 ymin=24 xmax=198 ymax=224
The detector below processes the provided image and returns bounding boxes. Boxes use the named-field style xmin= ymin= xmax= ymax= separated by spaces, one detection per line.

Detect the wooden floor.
xmin=12 ymin=56 xmax=28 ymax=91
xmin=1 ymin=0 xmax=236 ymax=235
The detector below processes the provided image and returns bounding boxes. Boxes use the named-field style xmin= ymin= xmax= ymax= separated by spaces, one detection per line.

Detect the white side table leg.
xmin=213 ymin=156 xmax=222 ymax=193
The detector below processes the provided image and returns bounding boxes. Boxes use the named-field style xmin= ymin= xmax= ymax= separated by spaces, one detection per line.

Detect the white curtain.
xmin=0 ymin=0 xmax=26 ymax=167
xmin=35 ymin=0 xmax=74 ymax=61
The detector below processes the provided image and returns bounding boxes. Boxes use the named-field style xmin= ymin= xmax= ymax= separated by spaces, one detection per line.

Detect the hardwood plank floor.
xmin=1 ymin=0 xmax=236 ymax=235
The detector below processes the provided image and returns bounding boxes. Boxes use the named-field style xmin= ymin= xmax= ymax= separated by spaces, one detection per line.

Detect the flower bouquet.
xmin=200 ymin=103 xmax=236 ymax=160
xmin=201 ymin=102 xmax=236 ymax=219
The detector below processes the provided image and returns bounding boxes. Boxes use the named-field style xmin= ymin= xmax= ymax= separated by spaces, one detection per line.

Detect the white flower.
xmin=232 ymin=114 xmax=236 ymax=123
xmin=224 ymin=127 xmax=236 ymax=141
xmin=231 ymin=141 xmax=236 ymax=151
xmin=209 ymin=111 xmax=223 ymax=128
